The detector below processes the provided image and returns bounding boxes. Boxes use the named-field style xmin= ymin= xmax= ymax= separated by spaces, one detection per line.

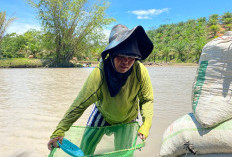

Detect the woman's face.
xmin=113 ymin=55 xmax=135 ymax=73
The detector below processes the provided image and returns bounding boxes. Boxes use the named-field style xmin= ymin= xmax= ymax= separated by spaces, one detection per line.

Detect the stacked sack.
xmin=159 ymin=32 xmax=232 ymax=157
xmin=193 ymin=31 xmax=232 ymax=127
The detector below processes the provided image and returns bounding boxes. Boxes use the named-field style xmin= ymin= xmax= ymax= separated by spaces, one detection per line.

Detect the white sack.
xmin=159 ymin=113 xmax=232 ymax=157
xmin=192 ymin=31 xmax=232 ymax=128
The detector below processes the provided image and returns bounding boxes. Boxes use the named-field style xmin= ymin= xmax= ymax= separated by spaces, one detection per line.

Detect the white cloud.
xmin=137 ymin=16 xmax=151 ymax=20
xmin=6 ymin=22 xmax=41 ymax=35
xmin=130 ymin=8 xmax=169 ymax=20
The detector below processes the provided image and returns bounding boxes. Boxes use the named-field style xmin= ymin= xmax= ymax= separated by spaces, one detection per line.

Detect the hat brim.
xmin=102 ymin=25 xmax=153 ymax=60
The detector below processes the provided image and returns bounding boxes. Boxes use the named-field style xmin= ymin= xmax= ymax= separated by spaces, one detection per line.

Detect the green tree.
xmin=207 ymin=14 xmax=221 ymax=37
xmin=208 ymin=14 xmax=219 ymax=26
xmin=163 ymin=47 xmax=170 ymax=63
xmin=209 ymin=25 xmax=220 ymax=37
xmin=23 ymin=29 xmax=43 ymax=58
xmin=192 ymin=18 xmax=207 ymax=62
xmin=28 ymin=0 xmax=115 ymax=67
xmin=172 ymin=40 xmax=187 ymax=62
xmin=0 ymin=11 xmax=16 ymax=58
xmin=1 ymin=29 xmax=46 ymax=58
xmin=197 ymin=17 xmax=207 ymax=23
xmin=221 ymin=12 xmax=232 ymax=30
xmin=0 ymin=11 xmax=16 ymax=43
xmin=0 ymin=33 xmax=24 ymax=58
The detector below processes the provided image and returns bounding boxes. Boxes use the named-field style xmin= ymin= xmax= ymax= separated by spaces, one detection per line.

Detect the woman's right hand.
xmin=47 ymin=136 xmax=64 ymax=150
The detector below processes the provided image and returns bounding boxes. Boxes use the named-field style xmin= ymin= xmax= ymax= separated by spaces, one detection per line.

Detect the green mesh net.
xmin=48 ymin=122 xmax=145 ymax=157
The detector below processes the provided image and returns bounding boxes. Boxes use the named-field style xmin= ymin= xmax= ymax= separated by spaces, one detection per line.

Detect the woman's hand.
xmin=47 ymin=136 xmax=64 ymax=150
xmin=138 ymin=132 xmax=146 ymax=140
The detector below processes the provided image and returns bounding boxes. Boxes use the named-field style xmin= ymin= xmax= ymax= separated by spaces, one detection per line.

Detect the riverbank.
xmin=0 ymin=58 xmax=198 ymax=68
xmin=67 ymin=61 xmax=198 ymax=68
xmin=0 ymin=58 xmax=44 ymax=68
xmin=142 ymin=62 xmax=198 ymax=67
xmin=0 ymin=58 xmax=85 ymax=68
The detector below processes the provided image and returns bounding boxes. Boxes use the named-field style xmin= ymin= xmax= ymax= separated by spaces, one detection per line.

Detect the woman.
xmin=47 ymin=24 xmax=154 ymax=154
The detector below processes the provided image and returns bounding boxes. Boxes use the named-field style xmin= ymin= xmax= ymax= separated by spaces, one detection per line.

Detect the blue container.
xmin=58 ymin=138 xmax=84 ymax=157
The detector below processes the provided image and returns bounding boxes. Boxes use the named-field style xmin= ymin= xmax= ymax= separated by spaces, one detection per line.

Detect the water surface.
xmin=0 ymin=66 xmax=197 ymax=157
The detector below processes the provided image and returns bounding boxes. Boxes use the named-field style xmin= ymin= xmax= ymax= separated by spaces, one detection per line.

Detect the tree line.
xmin=146 ymin=12 xmax=232 ymax=63
xmin=0 ymin=1 xmax=232 ymax=66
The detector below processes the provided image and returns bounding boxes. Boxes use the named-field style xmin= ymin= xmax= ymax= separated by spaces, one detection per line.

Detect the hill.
xmin=146 ymin=12 xmax=232 ymax=63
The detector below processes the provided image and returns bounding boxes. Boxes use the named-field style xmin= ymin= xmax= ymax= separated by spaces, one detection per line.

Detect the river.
xmin=0 ymin=66 xmax=197 ymax=157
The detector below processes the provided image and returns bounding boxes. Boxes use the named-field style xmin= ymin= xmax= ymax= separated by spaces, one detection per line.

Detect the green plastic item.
xmin=48 ymin=122 xmax=145 ymax=157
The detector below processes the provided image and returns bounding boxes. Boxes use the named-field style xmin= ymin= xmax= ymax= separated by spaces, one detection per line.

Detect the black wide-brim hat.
xmin=101 ymin=24 xmax=154 ymax=60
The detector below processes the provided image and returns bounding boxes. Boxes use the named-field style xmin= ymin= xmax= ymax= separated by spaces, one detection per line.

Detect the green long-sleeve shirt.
xmin=51 ymin=61 xmax=154 ymax=138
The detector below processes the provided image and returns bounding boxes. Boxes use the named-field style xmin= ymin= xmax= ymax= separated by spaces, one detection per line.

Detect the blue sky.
xmin=1 ymin=0 xmax=232 ymax=35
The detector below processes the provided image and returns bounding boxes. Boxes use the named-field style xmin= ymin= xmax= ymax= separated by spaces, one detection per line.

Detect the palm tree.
xmin=221 ymin=12 xmax=232 ymax=30
xmin=208 ymin=14 xmax=219 ymax=26
xmin=209 ymin=25 xmax=220 ymax=37
xmin=221 ymin=12 xmax=232 ymax=24
xmin=207 ymin=14 xmax=221 ymax=38
xmin=0 ymin=11 xmax=16 ymax=44
xmin=193 ymin=37 xmax=207 ymax=63
xmin=172 ymin=40 xmax=186 ymax=62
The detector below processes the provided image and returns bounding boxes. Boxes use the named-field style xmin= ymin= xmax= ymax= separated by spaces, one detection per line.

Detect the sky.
xmin=1 ymin=0 xmax=232 ymax=36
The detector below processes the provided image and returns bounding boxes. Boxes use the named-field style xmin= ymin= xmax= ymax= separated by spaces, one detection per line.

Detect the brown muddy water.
xmin=0 ymin=66 xmax=197 ymax=157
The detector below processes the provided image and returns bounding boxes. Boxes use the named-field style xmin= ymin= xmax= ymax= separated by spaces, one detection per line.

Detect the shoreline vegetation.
xmin=1 ymin=10 xmax=232 ymax=68
xmin=0 ymin=58 xmax=197 ymax=68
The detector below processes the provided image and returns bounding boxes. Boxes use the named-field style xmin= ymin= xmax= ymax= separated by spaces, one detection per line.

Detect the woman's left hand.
xmin=138 ymin=132 xmax=146 ymax=140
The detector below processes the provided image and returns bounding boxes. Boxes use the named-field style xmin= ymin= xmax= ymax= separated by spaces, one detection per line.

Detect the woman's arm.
xmin=138 ymin=64 xmax=154 ymax=138
xmin=50 ymin=67 xmax=104 ymax=139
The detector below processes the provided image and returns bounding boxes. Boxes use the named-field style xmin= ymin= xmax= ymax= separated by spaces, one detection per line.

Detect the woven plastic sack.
xmin=192 ymin=31 xmax=232 ymax=128
xmin=48 ymin=122 xmax=144 ymax=157
xmin=159 ymin=113 xmax=232 ymax=157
